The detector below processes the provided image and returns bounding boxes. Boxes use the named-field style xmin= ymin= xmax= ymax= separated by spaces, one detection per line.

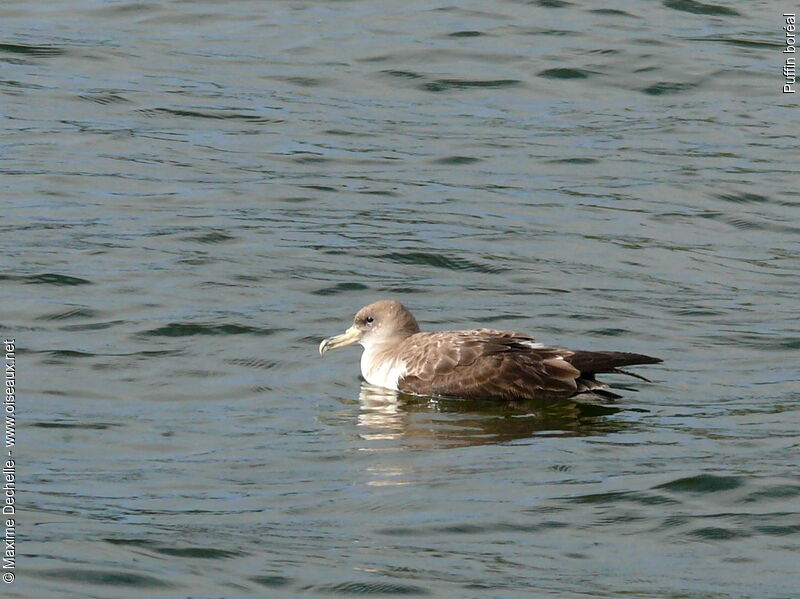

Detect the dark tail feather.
xmin=591 ymin=388 xmax=624 ymax=400
xmin=566 ymin=351 xmax=662 ymax=375
xmin=609 ymin=368 xmax=652 ymax=383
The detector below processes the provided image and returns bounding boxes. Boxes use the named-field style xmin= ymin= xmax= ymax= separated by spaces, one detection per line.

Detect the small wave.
xmin=137 ymin=107 xmax=280 ymax=123
xmin=714 ymin=191 xmax=772 ymax=205
xmin=5 ymin=273 xmax=92 ymax=286
xmin=655 ymin=474 xmax=743 ymax=494
xmin=38 ymin=568 xmax=170 ymax=588
xmin=420 ymin=79 xmax=522 ymax=92
xmin=305 ymin=581 xmax=431 ymax=595
xmin=641 ymin=81 xmax=699 ymax=96
xmin=663 ymin=0 xmax=740 ymax=16
xmin=538 ymin=68 xmax=592 ymax=79
xmin=36 ymin=307 xmax=99 ymax=320
xmin=312 ymin=282 xmax=370 ymax=296
xmin=377 ymin=251 xmax=507 ymax=274
xmin=78 ymin=93 xmax=130 ymax=105
xmin=182 ymin=231 xmax=237 ymax=244
xmin=251 ymin=574 xmax=292 ymax=588
xmin=141 ymin=323 xmax=280 ymax=337
xmin=448 ymin=30 xmax=486 ymax=38
xmin=226 ymin=358 xmax=281 ymax=370
xmin=0 ymin=42 xmax=66 ymax=57
xmin=154 ymin=546 xmax=245 ymax=559
xmin=32 ymin=421 xmax=121 ymax=430
xmin=432 ymin=156 xmax=481 ymax=165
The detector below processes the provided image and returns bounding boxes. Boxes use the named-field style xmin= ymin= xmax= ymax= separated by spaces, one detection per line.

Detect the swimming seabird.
xmin=319 ymin=300 xmax=661 ymax=401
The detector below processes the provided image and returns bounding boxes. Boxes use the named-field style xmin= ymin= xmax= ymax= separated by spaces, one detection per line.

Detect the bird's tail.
xmin=567 ymin=351 xmax=661 ymax=400
xmin=566 ymin=351 xmax=662 ymax=378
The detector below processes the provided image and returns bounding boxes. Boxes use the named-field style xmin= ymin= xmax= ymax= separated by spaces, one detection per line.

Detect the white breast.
xmin=361 ymin=350 xmax=406 ymax=391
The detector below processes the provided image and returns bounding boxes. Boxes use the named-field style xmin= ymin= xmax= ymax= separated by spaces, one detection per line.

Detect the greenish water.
xmin=3 ymin=1 xmax=798 ymax=597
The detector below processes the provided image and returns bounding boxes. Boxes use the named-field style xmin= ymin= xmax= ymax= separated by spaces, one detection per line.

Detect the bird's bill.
xmin=319 ymin=325 xmax=361 ymax=355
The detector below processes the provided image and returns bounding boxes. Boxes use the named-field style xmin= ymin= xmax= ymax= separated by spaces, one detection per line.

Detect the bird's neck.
xmin=361 ymin=336 xmax=402 ymax=361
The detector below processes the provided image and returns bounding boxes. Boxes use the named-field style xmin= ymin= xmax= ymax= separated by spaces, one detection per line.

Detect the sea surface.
xmin=3 ymin=0 xmax=799 ymax=597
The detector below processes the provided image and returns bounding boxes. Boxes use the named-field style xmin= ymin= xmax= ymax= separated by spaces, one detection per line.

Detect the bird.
xmin=319 ymin=300 xmax=661 ymax=401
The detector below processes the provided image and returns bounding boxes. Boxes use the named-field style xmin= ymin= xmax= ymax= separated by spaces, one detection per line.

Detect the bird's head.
xmin=319 ymin=300 xmax=420 ymax=355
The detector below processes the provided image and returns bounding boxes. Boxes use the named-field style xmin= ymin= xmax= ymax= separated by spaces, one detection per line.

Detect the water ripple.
xmin=141 ymin=323 xmax=281 ymax=337
xmin=39 ymin=569 xmax=172 ymax=588
xmin=377 ymin=252 xmax=507 ymax=273
xmin=0 ymin=42 xmax=66 ymax=57
xmin=663 ymin=0 xmax=741 ymax=16
xmin=305 ymin=581 xmax=431 ymax=595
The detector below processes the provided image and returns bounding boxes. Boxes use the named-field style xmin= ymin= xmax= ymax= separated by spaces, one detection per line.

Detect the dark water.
xmin=4 ymin=0 xmax=799 ymax=597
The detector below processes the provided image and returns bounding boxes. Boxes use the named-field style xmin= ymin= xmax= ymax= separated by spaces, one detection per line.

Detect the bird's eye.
xmin=365 ymin=316 xmax=374 ymax=325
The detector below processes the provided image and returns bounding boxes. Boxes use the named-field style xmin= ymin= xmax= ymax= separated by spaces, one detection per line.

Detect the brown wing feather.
xmin=396 ymin=331 xmax=581 ymax=401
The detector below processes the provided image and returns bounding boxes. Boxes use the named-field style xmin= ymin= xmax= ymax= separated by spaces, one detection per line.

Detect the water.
xmin=3 ymin=0 xmax=799 ymax=597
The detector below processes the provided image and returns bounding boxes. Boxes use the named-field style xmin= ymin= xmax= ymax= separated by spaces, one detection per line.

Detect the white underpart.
xmin=360 ymin=345 xmax=406 ymax=390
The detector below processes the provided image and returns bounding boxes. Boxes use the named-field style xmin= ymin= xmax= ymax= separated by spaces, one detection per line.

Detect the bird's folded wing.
xmin=397 ymin=331 xmax=580 ymax=400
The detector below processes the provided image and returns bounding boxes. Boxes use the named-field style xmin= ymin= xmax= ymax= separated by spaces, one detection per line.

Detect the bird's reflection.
xmin=353 ymin=382 xmax=629 ymax=449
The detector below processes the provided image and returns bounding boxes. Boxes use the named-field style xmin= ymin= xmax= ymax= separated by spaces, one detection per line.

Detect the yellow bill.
xmin=319 ymin=325 xmax=362 ymax=355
